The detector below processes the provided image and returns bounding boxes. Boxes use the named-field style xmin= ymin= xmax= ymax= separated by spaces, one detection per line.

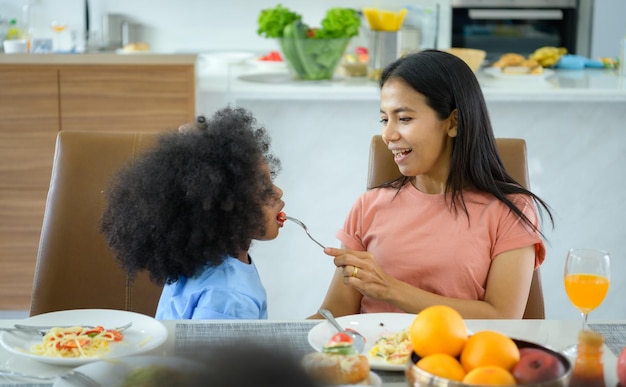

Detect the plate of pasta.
xmin=308 ymin=313 xmax=416 ymax=371
xmin=0 ymin=309 xmax=167 ymax=366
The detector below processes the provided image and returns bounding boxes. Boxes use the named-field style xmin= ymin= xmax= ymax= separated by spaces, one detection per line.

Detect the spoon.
xmin=319 ymin=308 xmax=366 ymax=353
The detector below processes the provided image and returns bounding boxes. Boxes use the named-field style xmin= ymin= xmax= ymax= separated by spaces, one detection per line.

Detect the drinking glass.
xmin=50 ymin=21 xmax=69 ymax=52
xmin=562 ymin=248 xmax=610 ymax=357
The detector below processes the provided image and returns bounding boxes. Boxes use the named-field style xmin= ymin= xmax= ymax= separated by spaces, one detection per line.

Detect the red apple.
xmin=618 ymin=346 xmax=626 ymax=387
xmin=512 ymin=347 xmax=566 ymax=384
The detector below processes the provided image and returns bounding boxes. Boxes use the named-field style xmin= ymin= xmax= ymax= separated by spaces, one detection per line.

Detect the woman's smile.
xmin=391 ymin=147 xmax=413 ymax=164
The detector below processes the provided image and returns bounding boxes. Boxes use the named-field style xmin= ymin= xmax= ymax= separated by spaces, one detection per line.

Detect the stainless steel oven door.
xmin=451 ymin=0 xmax=591 ymax=61
xmin=452 ymin=0 xmax=575 ymax=7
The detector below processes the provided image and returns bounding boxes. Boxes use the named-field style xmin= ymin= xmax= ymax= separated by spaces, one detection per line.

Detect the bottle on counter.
xmin=419 ymin=7 xmax=436 ymax=50
xmin=619 ymin=35 xmax=626 ymax=77
xmin=569 ymin=330 xmax=606 ymax=387
xmin=6 ymin=18 xmax=23 ymax=40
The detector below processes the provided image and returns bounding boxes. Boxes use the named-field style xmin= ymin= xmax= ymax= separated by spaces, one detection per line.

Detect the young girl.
xmin=100 ymin=106 xmax=285 ymax=319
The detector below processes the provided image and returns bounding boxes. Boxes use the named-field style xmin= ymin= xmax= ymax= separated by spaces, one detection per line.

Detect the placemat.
xmin=175 ymin=322 xmax=406 ymax=383
xmin=589 ymin=323 xmax=626 ymax=356
xmin=175 ymin=321 xmax=318 ymax=357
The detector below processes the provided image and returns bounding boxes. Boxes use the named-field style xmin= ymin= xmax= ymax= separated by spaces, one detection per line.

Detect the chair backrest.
xmin=29 ymin=131 xmax=165 ymax=317
xmin=367 ymin=135 xmax=545 ymax=319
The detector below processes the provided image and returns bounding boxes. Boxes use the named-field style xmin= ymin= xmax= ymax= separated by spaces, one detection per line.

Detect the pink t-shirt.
xmin=337 ymin=184 xmax=546 ymax=313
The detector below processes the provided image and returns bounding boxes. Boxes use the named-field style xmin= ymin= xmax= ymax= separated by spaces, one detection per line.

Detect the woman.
xmin=313 ymin=50 xmax=553 ymax=319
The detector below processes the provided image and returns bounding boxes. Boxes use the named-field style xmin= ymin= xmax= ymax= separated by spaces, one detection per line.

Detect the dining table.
xmin=0 ymin=317 xmax=624 ymax=386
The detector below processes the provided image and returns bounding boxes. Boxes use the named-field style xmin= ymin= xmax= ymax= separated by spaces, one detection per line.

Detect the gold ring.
xmin=352 ymin=266 xmax=359 ymax=278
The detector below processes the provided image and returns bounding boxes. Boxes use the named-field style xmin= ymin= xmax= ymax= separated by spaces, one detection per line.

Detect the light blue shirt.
xmin=155 ymin=256 xmax=267 ymax=320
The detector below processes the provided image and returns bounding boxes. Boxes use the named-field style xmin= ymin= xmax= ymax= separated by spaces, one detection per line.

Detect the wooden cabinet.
xmin=0 ymin=59 xmax=195 ymax=310
xmin=59 ymin=65 xmax=195 ymax=131
xmin=0 ymin=67 xmax=59 ymax=309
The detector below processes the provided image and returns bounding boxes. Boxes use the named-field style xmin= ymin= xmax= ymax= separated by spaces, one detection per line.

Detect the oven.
xmin=450 ymin=0 xmax=593 ymax=62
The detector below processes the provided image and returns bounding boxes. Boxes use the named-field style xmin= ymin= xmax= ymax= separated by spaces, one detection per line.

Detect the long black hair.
xmin=379 ymin=49 xmax=553 ymax=234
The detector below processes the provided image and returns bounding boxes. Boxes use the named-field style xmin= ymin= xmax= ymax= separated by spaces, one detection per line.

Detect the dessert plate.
xmin=308 ymin=313 xmax=416 ymax=371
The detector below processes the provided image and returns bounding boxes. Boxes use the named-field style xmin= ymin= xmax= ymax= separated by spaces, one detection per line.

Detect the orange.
xmin=460 ymin=330 xmax=520 ymax=372
xmin=416 ymin=353 xmax=466 ymax=382
xmin=409 ymin=305 xmax=468 ymax=358
xmin=462 ymin=365 xmax=516 ymax=386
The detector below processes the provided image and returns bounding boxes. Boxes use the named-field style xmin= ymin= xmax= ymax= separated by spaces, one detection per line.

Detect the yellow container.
xmin=362 ymin=8 xmax=407 ymax=32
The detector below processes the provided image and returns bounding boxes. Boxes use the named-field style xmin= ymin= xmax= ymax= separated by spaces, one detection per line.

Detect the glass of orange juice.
xmin=563 ymin=248 xmax=610 ymax=357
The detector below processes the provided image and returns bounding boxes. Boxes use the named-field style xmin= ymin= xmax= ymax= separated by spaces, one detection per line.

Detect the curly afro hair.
xmin=100 ymin=106 xmax=281 ymax=286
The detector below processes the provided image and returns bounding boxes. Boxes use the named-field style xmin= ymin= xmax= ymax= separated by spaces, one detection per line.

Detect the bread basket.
xmin=442 ymin=48 xmax=487 ymax=73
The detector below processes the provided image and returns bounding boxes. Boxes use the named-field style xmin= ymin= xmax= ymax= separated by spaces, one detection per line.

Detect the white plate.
xmin=198 ymin=51 xmax=255 ymax=65
xmin=367 ymin=371 xmax=382 ymax=387
xmin=333 ymin=371 xmax=382 ymax=387
xmin=115 ymin=49 xmax=151 ymax=55
xmin=308 ymin=313 xmax=416 ymax=371
xmin=0 ymin=309 xmax=167 ymax=366
xmin=246 ymin=58 xmax=289 ymax=72
xmin=237 ymin=72 xmax=293 ymax=84
xmin=237 ymin=72 xmax=346 ymax=84
xmin=483 ymin=66 xmax=555 ymax=80
xmin=52 ymin=355 xmax=201 ymax=387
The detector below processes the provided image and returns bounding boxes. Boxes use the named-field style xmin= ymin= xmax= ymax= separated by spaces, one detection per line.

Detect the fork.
xmin=13 ymin=321 xmax=133 ymax=336
xmin=59 ymin=370 xmax=101 ymax=387
xmin=0 ymin=369 xmax=100 ymax=386
xmin=286 ymin=216 xmax=326 ymax=249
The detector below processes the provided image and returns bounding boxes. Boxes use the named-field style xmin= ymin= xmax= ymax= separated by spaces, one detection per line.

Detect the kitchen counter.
xmin=197 ymin=62 xmax=626 ymax=105
xmin=476 ymin=68 xmax=626 ymax=102
xmin=4 ymin=54 xmax=621 ymax=101
xmin=0 ymin=53 xmax=197 ymax=65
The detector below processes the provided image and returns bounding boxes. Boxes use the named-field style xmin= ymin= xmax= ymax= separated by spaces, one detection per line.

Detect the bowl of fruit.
xmin=404 ymin=306 xmax=571 ymax=387
xmin=339 ymin=46 xmax=369 ymax=77
xmin=257 ymin=5 xmax=361 ymax=80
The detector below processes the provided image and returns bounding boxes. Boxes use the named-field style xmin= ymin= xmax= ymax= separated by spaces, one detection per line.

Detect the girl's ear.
xmin=447 ymin=109 xmax=458 ymax=138
xmin=178 ymin=115 xmax=207 ymax=133
xmin=178 ymin=122 xmax=198 ymax=133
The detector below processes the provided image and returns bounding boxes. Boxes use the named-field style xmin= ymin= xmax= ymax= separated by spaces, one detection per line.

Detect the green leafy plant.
xmin=257 ymin=4 xmax=361 ymax=80
xmin=257 ymin=4 xmax=301 ymax=38
xmin=315 ymin=8 xmax=361 ymax=39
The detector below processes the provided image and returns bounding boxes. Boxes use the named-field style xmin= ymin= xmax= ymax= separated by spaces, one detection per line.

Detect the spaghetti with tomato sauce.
xmin=30 ymin=326 xmax=124 ymax=358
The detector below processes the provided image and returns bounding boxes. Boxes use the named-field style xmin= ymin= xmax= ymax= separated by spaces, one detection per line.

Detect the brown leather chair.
xmin=367 ymin=135 xmax=545 ymax=319
xmin=29 ymin=131 xmax=165 ymax=317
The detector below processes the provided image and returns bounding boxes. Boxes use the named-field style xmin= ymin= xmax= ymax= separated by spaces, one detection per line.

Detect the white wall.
xmin=1 ymin=0 xmax=411 ymax=53
xmin=590 ymin=0 xmax=626 ymax=59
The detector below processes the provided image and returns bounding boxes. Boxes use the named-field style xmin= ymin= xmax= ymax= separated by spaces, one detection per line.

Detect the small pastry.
xmin=302 ymin=332 xmax=370 ymax=385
